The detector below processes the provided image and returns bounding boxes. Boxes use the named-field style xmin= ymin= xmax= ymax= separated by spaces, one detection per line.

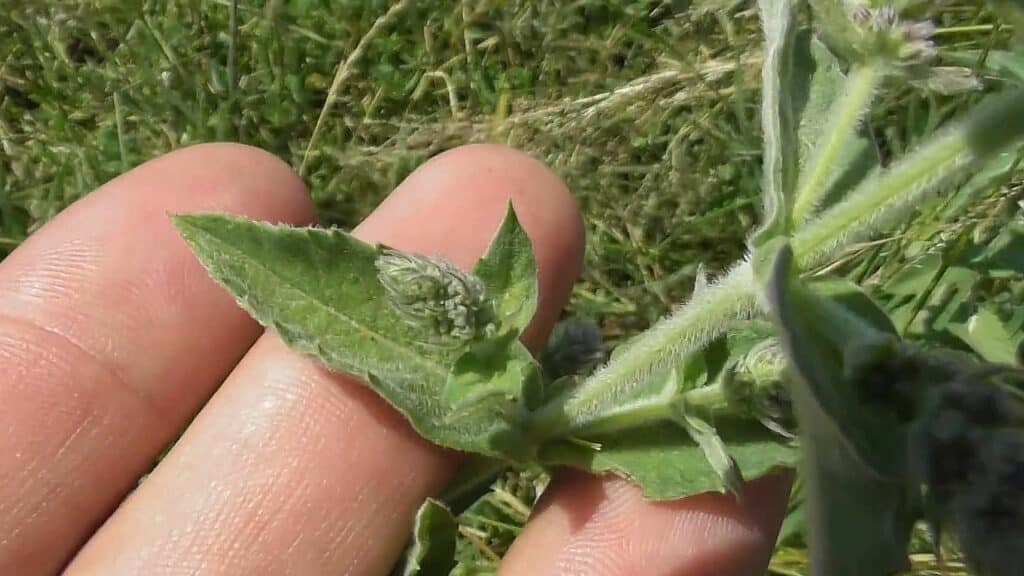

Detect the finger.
xmin=0 ymin=144 xmax=314 ymax=575
xmin=65 ymin=144 xmax=586 ymax=575
xmin=499 ymin=471 xmax=793 ymax=576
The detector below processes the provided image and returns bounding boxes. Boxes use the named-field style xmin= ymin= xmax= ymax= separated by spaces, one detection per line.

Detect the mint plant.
xmin=175 ymin=1 xmax=1024 ymax=574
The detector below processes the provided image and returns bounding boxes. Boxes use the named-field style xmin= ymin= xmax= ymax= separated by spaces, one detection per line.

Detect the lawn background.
xmin=1 ymin=1 xmax=1017 ymax=573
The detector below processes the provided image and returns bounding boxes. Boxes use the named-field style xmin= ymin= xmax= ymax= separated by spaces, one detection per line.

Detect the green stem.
xmin=793 ymin=88 xmax=1024 ymax=269
xmin=792 ymin=63 xmax=882 ymax=223
xmin=900 ymin=262 xmax=948 ymax=336
xmin=528 ymin=262 xmax=757 ymax=439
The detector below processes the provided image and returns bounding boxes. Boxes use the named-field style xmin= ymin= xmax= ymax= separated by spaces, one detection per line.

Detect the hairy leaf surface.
xmin=174 ymin=212 xmax=538 ymax=458
xmin=472 ymin=204 xmax=539 ymax=337
xmin=792 ymin=35 xmax=881 ymax=222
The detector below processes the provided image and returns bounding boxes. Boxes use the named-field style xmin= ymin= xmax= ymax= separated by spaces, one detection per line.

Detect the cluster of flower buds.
xmin=849 ymin=3 xmax=938 ymax=65
xmin=375 ymin=249 xmax=496 ymax=341
xmin=834 ymin=1 xmax=982 ymax=94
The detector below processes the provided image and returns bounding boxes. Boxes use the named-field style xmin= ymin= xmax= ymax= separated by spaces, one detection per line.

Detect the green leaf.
xmin=444 ymin=335 xmax=543 ymax=420
xmin=401 ymin=498 xmax=458 ymax=576
xmin=881 ymin=254 xmax=945 ymax=296
xmin=539 ymin=420 xmax=797 ymax=500
xmin=752 ymin=0 xmax=800 ymax=247
xmin=807 ymin=0 xmax=866 ymax=63
xmin=678 ymin=410 xmax=745 ymax=499
xmin=947 ymin=305 xmax=1024 ymax=365
xmin=973 ymin=222 xmax=1024 ymax=277
xmin=173 ymin=214 xmax=530 ymax=459
xmin=792 ymin=43 xmax=882 ymax=222
xmin=761 ymin=242 xmax=917 ymax=576
xmin=777 ymin=475 xmax=807 ymax=547
xmin=809 ymin=278 xmax=896 ymax=335
xmin=942 ymin=148 xmax=1023 ymax=219
xmin=472 ymin=203 xmax=539 ymax=337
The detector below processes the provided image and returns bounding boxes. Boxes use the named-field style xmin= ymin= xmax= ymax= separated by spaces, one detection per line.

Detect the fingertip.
xmin=501 ymin=471 xmax=793 ymax=576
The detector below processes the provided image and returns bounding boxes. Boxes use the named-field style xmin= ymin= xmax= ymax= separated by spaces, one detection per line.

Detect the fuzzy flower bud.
xmin=849 ymin=3 xmax=938 ymax=65
xmin=375 ymin=249 xmax=495 ymax=341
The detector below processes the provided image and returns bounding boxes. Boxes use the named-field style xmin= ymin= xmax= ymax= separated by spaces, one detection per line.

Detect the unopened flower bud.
xmin=376 ymin=249 xmax=495 ymax=341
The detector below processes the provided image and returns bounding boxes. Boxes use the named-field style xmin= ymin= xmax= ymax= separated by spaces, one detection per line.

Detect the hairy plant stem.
xmin=528 ymin=88 xmax=1024 ymax=445
xmin=528 ymin=262 xmax=757 ymax=440
xmin=537 ymin=366 xmax=781 ymax=441
xmin=793 ymin=62 xmax=883 ymax=222
xmin=793 ymin=88 xmax=1024 ymax=269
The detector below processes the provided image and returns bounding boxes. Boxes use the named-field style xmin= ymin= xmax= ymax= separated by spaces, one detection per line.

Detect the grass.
xmin=1 ymin=1 xmax=1021 ymax=574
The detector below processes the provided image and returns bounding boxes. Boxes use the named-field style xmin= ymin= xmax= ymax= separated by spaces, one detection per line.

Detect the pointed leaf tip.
xmin=473 ymin=202 xmax=540 ymax=337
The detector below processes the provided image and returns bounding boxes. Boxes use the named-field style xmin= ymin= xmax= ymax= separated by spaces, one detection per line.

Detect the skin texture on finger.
xmin=0 ymin=144 xmax=314 ymax=575
xmin=499 ymin=471 xmax=793 ymax=576
xmin=65 ymin=144 xmax=585 ymax=575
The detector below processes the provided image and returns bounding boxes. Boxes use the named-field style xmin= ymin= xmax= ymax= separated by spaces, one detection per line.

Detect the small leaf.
xmin=909 ymin=67 xmax=983 ymax=96
xmin=539 ymin=420 xmax=797 ymax=500
xmin=401 ymin=498 xmax=457 ymax=576
xmin=678 ymin=410 xmax=745 ymax=499
xmin=973 ymin=222 xmax=1024 ymax=277
xmin=942 ymin=147 xmax=1023 ymax=220
xmin=807 ymin=0 xmax=866 ymax=63
xmin=751 ymin=0 xmax=800 ymax=247
xmin=472 ymin=203 xmax=539 ymax=336
xmin=792 ymin=39 xmax=882 ymax=222
xmin=809 ymin=278 xmax=897 ymax=335
xmin=881 ymin=253 xmax=945 ymax=296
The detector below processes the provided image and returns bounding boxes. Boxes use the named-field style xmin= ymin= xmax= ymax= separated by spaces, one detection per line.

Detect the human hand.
xmin=0 ymin=143 xmax=791 ymax=575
